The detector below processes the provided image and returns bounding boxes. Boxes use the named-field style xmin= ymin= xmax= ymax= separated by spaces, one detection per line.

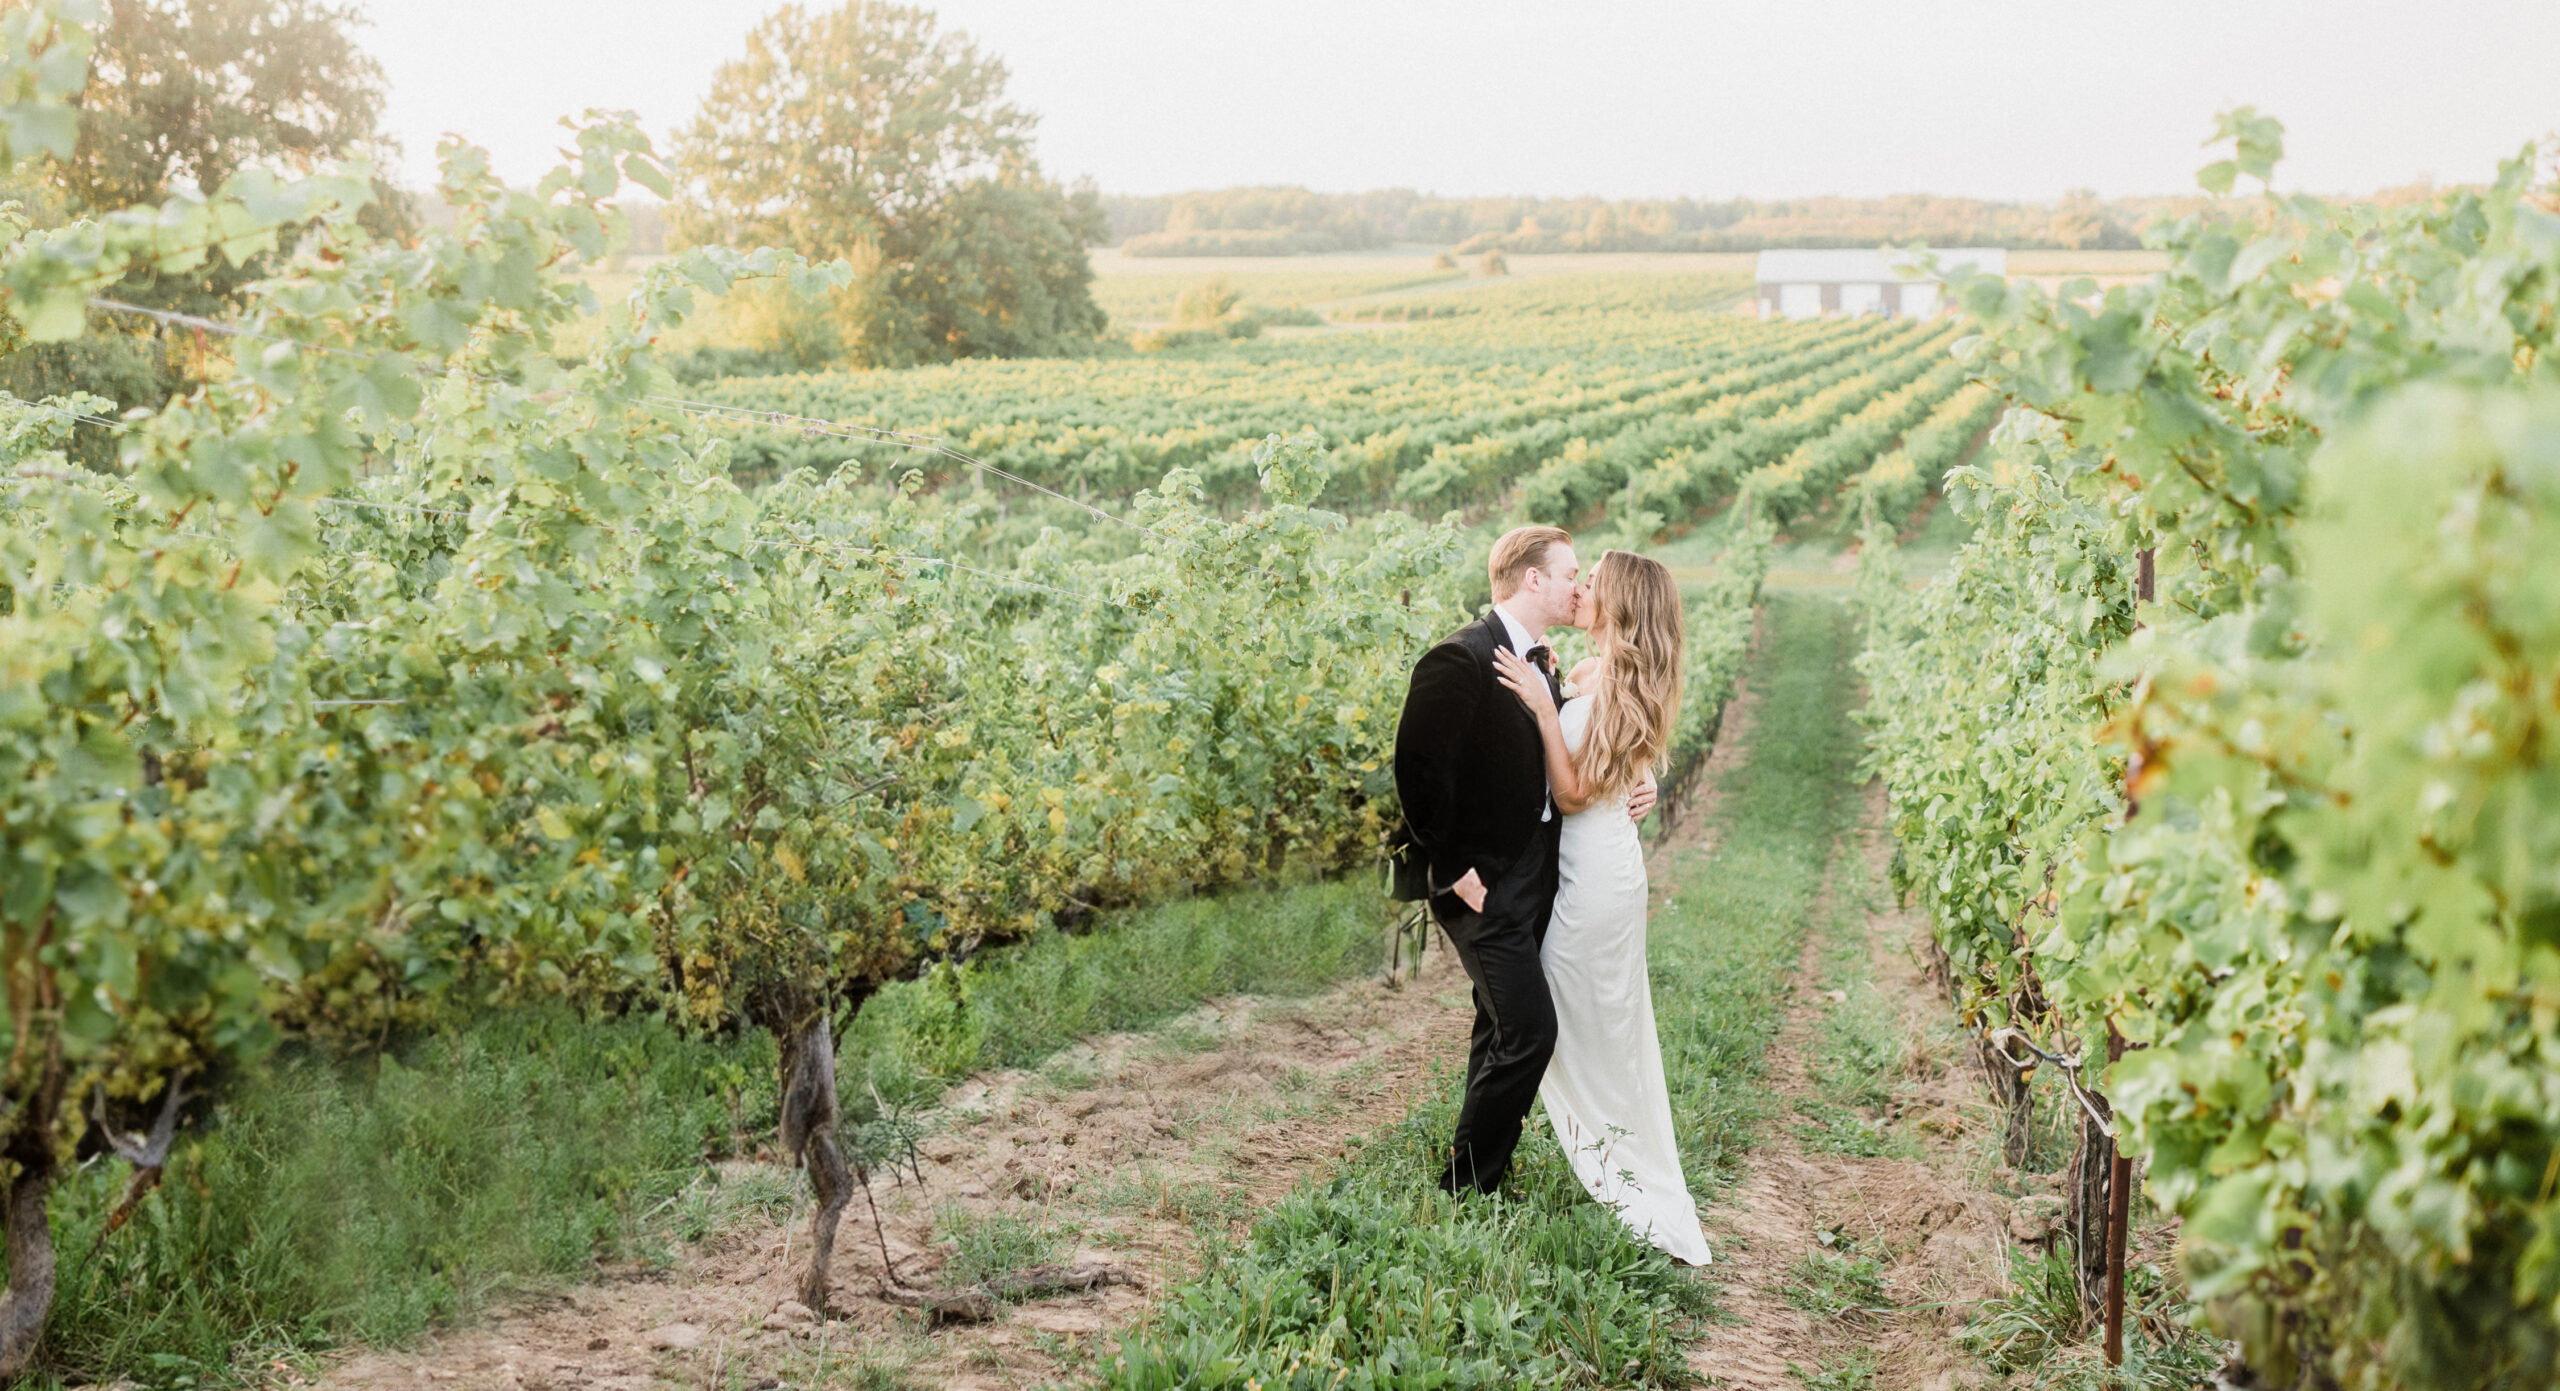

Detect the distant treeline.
xmin=1102 ymin=187 xmax=2218 ymax=256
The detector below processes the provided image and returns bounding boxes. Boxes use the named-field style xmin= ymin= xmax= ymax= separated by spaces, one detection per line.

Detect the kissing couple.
xmin=1391 ymin=525 xmax=1710 ymax=1266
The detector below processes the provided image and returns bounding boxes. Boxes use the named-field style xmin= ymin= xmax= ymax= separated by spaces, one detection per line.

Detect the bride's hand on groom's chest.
xmin=1488 ymin=643 xmax=1560 ymax=717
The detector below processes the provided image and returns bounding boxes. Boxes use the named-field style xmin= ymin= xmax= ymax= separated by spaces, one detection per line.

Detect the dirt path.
xmin=321 ymin=945 xmax=1477 ymax=1390
xmin=1687 ymin=782 xmax=2036 ymax=1391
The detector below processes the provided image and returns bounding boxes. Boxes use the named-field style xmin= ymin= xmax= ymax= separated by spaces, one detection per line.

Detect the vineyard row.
xmin=1852 ymin=113 xmax=2560 ymax=1387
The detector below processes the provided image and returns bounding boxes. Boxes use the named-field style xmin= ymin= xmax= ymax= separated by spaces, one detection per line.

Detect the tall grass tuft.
xmin=1959 ymin=1241 xmax=2226 ymax=1389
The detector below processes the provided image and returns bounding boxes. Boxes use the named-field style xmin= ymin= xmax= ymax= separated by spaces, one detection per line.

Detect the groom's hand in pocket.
xmin=1451 ymin=868 xmax=1487 ymax=912
xmin=1627 ymin=775 xmax=1658 ymax=822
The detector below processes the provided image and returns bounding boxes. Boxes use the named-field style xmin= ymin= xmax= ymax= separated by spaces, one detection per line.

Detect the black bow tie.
xmin=1524 ymin=644 xmax=1554 ymax=673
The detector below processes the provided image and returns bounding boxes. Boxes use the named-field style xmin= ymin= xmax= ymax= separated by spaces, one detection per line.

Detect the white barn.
xmin=1754 ymin=248 xmax=2007 ymax=320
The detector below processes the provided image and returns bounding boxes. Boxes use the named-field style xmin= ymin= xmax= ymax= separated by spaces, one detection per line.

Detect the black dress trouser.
xmin=1429 ymin=816 xmax=1562 ymax=1194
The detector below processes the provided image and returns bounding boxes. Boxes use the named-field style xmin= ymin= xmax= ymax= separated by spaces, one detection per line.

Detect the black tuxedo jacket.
xmin=1392 ymin=609 xmax=1562 ymax=893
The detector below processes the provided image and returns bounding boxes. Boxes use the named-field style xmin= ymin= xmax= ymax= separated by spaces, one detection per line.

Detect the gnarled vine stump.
xmin=2064 ymin=1088 xmax=2114 ymax=1324
xmin=776 ymin=1005 xmax=852 ymax=1313
xmin=0 ymin=1032 xmax=64 ymax=1381
xmin=1978 ymin=1033 xmax=2035 ymax=1169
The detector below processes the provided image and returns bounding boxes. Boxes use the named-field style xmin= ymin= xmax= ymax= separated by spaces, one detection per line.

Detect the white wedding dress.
xmin=1538 ymin=694 xmax=1712 ymax=1266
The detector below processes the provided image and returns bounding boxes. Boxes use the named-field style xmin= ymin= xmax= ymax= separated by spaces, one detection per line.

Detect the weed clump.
xmin=937 ymin=1205 xmax=1073 ymax=1291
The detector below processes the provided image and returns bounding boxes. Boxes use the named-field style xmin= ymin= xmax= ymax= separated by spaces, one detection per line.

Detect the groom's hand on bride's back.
xmin=1627 ymin=775 xmax=1658 ymax=822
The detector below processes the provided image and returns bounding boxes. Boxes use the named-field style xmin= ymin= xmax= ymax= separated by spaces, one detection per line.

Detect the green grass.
xmin=1792 ymin=859 xmax=1920 ymax=1160
xmin=1088 ymin=1169 xmax=1259 ymax=1232
xmin=1103 ymin=594 xmax=1871 ymax=1387
xmin=1786 ymin=1241 xmax=1893 ymax=1321
xmin=1103 ymin=1083 xmax=1715 ymax=1388
xmin=43 ymin=874 xmax=1396 ymax=1388
xmin=1790 ymin=1349 xmax=1882 ymax=1390
xmin=938 ymin=1205 xmax=1074 ymax=1290
xmin=46 ymin=1010 xmax=778 ymax=1386
xmin=1659 ymin=594 xmax=1872 ymax=1195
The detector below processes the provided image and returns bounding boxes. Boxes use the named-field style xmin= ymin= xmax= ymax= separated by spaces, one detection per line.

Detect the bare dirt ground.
xmin=320 ymin=952 xmax=1477 ymax=1390
xmin=1686 ymin=784 xmax=2038 ymax=1391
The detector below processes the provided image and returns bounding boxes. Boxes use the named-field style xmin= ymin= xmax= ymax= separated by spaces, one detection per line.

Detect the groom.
xmin=1393 ymin=526 xmax=1654 ymax=1194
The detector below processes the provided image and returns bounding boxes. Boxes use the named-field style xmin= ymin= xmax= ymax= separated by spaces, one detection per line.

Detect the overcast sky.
xmin=356 ymin=0 xmax=2558 ymax=203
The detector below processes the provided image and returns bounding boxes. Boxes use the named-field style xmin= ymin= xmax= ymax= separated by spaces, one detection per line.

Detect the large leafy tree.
xmin=59 ymin=0 xmax=393 ymax=212
xmin=2 ymin=0 xmax=402 ymax=461
xmin=673 ymin=1 xmax=1106 ymax=367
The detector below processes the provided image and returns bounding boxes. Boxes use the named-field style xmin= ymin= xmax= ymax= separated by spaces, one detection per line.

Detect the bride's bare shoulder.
xmin=1566 ymin=656 xmax=1602 ymax=687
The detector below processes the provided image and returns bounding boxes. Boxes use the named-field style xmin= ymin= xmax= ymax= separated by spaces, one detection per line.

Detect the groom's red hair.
xmin=1488 ymin=525 xmax=1571 ymax=599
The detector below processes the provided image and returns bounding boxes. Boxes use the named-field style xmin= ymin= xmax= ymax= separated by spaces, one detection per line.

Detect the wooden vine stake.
xmin=2102 ymin=545 xmax=2156 ymax=1371
xmin=2104 ymin=1027 xmax=2133 ymax=1368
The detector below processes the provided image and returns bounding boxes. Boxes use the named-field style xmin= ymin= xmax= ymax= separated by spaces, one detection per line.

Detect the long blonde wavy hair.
xmin=1578 ymin=551 xmax=1685 ymax=803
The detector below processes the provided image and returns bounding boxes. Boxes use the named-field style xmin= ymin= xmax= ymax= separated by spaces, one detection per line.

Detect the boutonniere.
xmin=1558 ymin=678 xmax=1581 ymax=700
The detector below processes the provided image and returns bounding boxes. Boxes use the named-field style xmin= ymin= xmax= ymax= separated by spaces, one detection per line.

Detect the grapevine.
xmin=1855 ymin=107 xmax=2560 ymax=1385
xmin=0 ymin=10 xmax=1502 ymax=1349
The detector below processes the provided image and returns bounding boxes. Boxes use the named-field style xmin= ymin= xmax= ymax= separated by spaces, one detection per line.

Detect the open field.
xmin=1999 ymin=249 xmax=2171 ymax=274
xmin=1091 ymin=247 xmax=1767 ymax=279
xmin=569 ymin=247 xmax=2162 ymax=346
xmin=1097 ymin=248 xmax=2157 ymax=281
xmin=1086 ymin=244 xmax=1453 ymax=278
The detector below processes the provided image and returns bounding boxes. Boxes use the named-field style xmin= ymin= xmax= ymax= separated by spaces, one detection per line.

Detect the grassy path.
xmin=1101 ymin=593 xmax=1873 ymax=1387
xmin=1680 ymin=775 xmax=2017 ymax=1391
xmin=1682 ymin=597 xmax=2217 ymax=1390
xmin=1649 ymin=595 xmax=1871 ymax=1199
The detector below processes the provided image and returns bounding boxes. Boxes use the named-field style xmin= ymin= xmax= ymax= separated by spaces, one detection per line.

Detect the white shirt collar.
xmin=1492 ymin=602 xmax=1556 ymax=822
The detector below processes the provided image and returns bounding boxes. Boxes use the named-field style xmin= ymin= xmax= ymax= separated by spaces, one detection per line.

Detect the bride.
xmin=1490 ymin=549 xmax=1710 ymax=1267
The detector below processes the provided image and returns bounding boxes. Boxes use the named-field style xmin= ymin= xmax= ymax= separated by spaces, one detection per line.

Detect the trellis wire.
xmin=15 ymin=402 xmax=126 ymax=431
xmin=1982 ymin=1023 xmax=2115 ymax=1139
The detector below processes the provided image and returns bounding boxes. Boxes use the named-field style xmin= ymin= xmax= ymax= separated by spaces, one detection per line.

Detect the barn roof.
xmin=1755 ymin=248 xmax=2007 ymax=284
